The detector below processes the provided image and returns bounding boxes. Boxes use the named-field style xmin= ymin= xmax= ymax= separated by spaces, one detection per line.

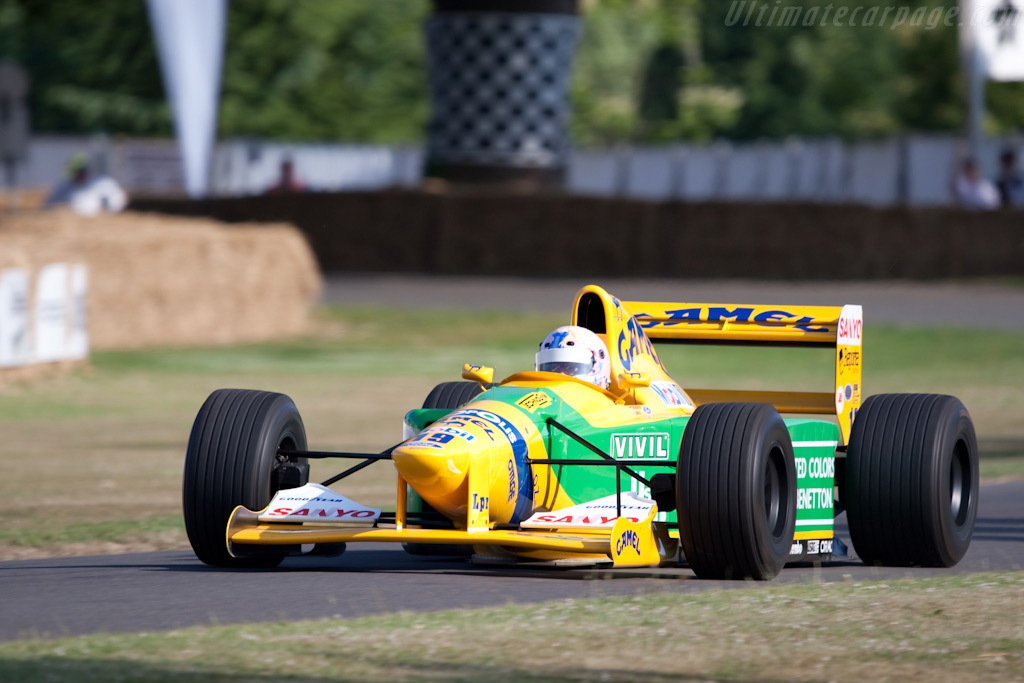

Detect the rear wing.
xmin=623 ymin=301 xmax=863 ymax=445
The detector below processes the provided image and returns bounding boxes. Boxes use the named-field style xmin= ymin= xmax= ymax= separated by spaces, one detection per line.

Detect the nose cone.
xmin=398 ymin=401 xmax=538 ymax=526
xmin=392 ymin=441 xmax=470 ymax=500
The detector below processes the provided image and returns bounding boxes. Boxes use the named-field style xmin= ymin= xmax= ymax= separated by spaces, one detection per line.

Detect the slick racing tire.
xmin=421 ymin=381 xmax=486 ymax=410
xmin=183 ymin=389 xmax=310 ymax=568
xmin=845 ymin=394 xmax=979 ymax=567
xmin=677 ymin=403 xmax=798 ymax=581
xmin=403 ymin=381 xmax=485 ymax=557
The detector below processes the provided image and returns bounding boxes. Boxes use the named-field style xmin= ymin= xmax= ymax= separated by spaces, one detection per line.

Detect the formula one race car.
xmin=182 ymin=285 xmax=979 ymax=580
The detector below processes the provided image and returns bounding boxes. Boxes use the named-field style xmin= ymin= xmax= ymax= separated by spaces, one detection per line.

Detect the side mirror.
xmin=462 ymin=364 xmax=495 ymax=385
xmin=618 ymin=372 xmax=651 ymax=389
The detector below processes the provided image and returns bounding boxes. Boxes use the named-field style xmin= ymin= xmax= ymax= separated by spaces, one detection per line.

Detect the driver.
xmin=535 ymin=325 xmax=611 ymax=390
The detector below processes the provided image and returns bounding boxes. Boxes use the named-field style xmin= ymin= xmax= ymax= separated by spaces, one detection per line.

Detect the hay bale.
xmin=0 ymin=209 xmax=321 ymax=349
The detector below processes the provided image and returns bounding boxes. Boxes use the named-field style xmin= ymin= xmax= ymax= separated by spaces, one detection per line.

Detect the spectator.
xmin=996 ymin=148 xmax=1024 ymax=208
xmin=264 ymin=157 xmax=306 ymax=194
xmin=45 ymin=153 xmax=128 ymax=216
xmin=952 ymin=158 xmax=999 ymax=210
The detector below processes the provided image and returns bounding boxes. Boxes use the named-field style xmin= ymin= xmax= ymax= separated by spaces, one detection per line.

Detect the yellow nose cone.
xmin=392 ymin=443 xmax=470 ymax=501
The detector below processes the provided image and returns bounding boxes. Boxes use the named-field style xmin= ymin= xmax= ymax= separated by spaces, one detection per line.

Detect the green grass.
xmin=1 ymin=572 xmax=1022 ymax=681
xmin=0 ymin=516 xmax=184 ymax=548
xmin=0 ymin=306 xmax=1022 ymax=557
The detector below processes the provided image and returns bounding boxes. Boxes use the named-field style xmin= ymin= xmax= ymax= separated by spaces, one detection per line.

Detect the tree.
xmin=219 ymin=1 xmax=428 ymax=142
xmin=0 ymin=0 xmax=428 ymax=142
xmin=0 ymin=0 xmax=170 ymax=135
xmin=2 ymin=0 xmax=1021 ymax=145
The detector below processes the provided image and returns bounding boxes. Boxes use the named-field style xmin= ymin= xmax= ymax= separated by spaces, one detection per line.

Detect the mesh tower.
xmin=424 ymin=0 xmax=580 ymax=189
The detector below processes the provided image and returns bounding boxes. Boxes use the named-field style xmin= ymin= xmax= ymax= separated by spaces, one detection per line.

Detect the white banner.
xmin=0 ymin=268 xmax=30 ymax=367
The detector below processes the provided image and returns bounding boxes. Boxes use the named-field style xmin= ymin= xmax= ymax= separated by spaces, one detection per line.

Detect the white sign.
xmin=33 ymin=263 xmax=68 ymax=363
xmin=66 ymin=264 xmax=89 ymax=361
xmin=0 ymin=268 xmax=30 ymax=367
xmin=972 ymin=0 xmax=1024 ymax=81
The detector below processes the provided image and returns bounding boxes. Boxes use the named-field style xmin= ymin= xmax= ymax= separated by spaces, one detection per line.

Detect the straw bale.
xmin=0 ymin=209 xmax=321 ymax=350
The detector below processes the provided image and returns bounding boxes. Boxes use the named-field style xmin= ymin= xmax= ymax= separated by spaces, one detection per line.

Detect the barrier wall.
xmin=16 ymin=134 xmax=1021 ymax=207
xmin=130 ymin=191 xmax=1024 ymax=280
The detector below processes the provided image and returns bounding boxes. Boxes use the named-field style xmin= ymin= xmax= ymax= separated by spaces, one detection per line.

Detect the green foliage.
xmin=1 ymin=0 xmax=428 ymax=142
xmin=4 ymin=0 xmax=1024 ymax=143
xmin=576 ymin=0 xmax=1024 ymax=142
xmin=0 ymin=0 xmax=169 ymax=134
xmin=702 ymin=0 xmax=944 ymax=139
xmin=570 ymin=3 xmax=661 ymax=145
xmin=219 ymin=0 xmax=429 ymax=142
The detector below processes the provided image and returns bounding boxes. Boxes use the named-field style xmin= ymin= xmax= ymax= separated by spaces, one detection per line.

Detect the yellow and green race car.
xmin=182 ymin=285 xmax=979 ymax=580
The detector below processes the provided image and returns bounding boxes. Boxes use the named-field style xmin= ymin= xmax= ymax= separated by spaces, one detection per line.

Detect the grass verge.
xmin=1 ymin=572 xmax=1022 ymax=682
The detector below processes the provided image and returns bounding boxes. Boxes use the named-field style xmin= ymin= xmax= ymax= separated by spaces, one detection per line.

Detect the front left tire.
xmin=183 ymin=389 xmax=309 ymax=567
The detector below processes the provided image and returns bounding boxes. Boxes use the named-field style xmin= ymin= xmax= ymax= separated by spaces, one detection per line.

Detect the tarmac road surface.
xmin=320 ymin=275 xmax=1024 ymax=329
xmin=2 ymin=480 xmax=1021 ymax=643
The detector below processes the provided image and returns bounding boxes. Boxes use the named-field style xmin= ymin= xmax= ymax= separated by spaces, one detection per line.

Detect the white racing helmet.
xmin=535 ymin=325 xmax=611 ymax=390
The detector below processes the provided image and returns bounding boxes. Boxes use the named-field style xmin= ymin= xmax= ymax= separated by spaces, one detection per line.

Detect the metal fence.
xmin=13 ymin=134 xmax=1022 ymax=207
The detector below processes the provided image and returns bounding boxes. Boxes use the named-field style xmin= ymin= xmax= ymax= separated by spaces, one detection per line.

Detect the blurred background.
xmin=3 ymin=0 xmax=1024 ymax=205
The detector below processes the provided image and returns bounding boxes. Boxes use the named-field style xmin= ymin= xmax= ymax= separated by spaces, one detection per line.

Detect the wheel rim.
xmin=950 ymin=438 xmax=972 ymax=527
xmin=764 ymin=445 xmax=788 ymax=538
xmin=270 ymin=434 xmax=300 ymax=499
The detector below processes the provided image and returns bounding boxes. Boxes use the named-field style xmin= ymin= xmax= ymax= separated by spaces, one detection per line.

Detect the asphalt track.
xmin=4 ymin=276 xmax=1022 ymax=642
xmin=2 ymin=480 xmax=1022 ymax=642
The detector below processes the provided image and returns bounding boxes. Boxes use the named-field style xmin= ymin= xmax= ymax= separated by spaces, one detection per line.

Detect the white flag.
xmin=146 ymin=0 xmax=227 ymax=197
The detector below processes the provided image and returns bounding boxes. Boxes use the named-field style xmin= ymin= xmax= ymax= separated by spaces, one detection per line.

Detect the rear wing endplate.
xmin=623 ymin=301 xmax=863 ymax=445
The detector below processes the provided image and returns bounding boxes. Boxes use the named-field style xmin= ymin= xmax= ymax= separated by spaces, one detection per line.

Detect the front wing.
xmin=226 ymin=504 xmax=668 ymax=568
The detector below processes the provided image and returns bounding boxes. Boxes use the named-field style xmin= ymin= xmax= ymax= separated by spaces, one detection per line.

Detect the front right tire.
xmin=676 ymin=403 xmax=797 ymax=581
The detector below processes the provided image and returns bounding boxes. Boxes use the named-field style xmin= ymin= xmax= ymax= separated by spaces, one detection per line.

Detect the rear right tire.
xmin=845 ymin=394 xmax=979 ymax=567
